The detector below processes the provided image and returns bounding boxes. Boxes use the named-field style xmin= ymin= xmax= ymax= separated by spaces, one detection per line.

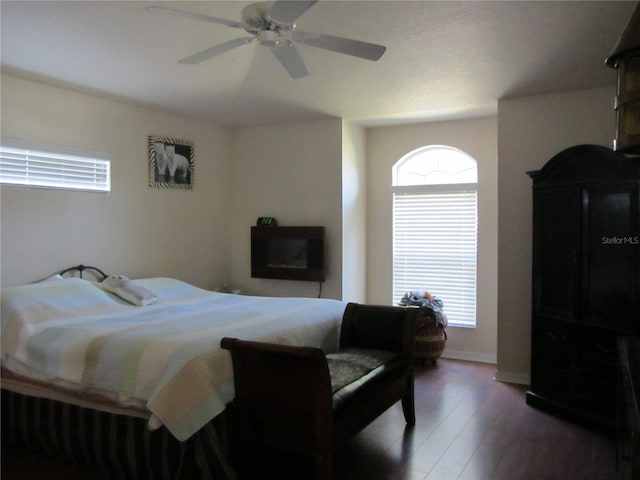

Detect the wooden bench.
xmin=220 ymin=302 xmax=417 ymax=479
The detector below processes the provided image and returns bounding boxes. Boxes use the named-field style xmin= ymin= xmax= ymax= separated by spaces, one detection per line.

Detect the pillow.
xmin=2 ymin=278 xmax=123 ymax=327
xmin=101 ymin=275 xmax=158 ymax=307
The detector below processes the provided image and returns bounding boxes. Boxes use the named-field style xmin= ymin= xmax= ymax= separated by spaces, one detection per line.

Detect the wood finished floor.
xmin=1 ymin=359 xmax=618 ymax=480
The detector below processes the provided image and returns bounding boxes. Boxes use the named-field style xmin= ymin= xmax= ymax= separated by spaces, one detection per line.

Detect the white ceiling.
xmin=1 ymin=1 xmax=636 ymax=128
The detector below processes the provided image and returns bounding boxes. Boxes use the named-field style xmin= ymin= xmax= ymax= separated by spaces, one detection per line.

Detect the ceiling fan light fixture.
xmin=258 ymin=29 xmax=280 ymax=47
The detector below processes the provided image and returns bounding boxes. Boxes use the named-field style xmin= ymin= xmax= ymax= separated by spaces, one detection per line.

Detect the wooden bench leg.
xmin=401 ymin=380 xmax=416 ymax=425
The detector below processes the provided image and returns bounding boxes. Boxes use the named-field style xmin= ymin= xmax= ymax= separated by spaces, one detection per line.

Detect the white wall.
xmin=341 ymin=121 xmax=367 ymax=303
xmin=228 ymin=118 xmax=344 ymax=299
xmin=0 ymin=74 xmax=232 ymax=289
xmin=2 ymin=74 xmax=619 ymax=373
xmin=366 ymin=116 xmax=499 ymax=363
xmin=496 ymin=86 xmax=617 ymax=383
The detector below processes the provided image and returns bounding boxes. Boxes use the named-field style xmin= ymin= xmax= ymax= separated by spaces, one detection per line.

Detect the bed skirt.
xmin=1 ymin=389 xmax=237 ymax=480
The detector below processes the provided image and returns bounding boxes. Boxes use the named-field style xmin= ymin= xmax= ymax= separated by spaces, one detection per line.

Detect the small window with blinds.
xmin=392 ymin=145 xmax=477 ymax=328
xmin=0 ymin=139 xmax=111 ymax=192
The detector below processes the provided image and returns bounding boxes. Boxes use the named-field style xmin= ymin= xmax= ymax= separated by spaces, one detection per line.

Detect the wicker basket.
xmin=415 ymin=311 xmax=447 ymax=365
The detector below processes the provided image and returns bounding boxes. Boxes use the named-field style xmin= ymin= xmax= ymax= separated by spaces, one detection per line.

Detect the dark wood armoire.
xmin=526 ymin=144 xmax=640 ymax=432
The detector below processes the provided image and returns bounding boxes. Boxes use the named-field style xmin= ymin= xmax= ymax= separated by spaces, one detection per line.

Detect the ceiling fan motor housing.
xmin=243 ymin=3 xmax=282 ymax=28
xmin=243 ymin=2 xmax=295 ymax=46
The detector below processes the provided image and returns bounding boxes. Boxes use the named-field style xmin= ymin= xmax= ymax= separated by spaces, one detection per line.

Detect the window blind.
xmin=0 ymin=141 xmax=110 ymax=192
xmin=393 ymin=187 xmax=477 ymax=327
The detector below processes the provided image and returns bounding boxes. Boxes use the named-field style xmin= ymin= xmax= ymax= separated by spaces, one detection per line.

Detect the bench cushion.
xmin=326 ymin=348 xmax=410 ymax=412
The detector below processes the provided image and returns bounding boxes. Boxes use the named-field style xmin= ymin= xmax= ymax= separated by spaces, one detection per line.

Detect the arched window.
xmin=392 ymin=145 xmax=477 ymax=327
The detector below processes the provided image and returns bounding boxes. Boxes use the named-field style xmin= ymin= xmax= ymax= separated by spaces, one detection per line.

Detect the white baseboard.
xmin=439 ymin=350 xmax=530 ymax=385
xmin=441 ymin=349 xmax=497 ymax=365
xmin=493 ymin=370 xmax=530 ymax=385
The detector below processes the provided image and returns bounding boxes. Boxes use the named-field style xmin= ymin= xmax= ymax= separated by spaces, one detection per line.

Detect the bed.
xmin=1 ymin=266 xmax=346 ymax=479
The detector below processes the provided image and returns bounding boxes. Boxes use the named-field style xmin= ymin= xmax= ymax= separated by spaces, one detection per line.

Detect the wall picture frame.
xmin=148 ymin=136 xmax=194 ymax=189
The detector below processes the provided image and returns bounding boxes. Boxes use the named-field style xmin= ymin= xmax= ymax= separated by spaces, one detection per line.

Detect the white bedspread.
xmin=1 ymin=277 xmax=345 ymax=440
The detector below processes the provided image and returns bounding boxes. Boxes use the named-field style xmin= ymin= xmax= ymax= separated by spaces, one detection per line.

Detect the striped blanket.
xmin=1 ymin=277 xmax=345 ymax=441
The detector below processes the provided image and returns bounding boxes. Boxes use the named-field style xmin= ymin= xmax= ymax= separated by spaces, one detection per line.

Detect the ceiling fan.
xmin=147 ymin=1 xmax=386 ymax=79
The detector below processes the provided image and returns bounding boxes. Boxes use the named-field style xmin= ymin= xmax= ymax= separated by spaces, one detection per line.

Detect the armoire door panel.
xmin=582 ymin=183 xmax=639 ymax=331
xmin=532 ymin=186 xmax=581 ymax=321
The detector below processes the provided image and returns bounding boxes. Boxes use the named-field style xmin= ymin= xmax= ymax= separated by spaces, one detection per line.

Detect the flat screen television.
xmin=251 ymin=226 xmax=325 ymax=281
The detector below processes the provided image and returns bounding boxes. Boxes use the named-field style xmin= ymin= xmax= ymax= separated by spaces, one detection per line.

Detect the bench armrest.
xmin=220 ymin=338 xmax=334 ymax=441
xmin=339 ymin=303 xmax=417 ymax=359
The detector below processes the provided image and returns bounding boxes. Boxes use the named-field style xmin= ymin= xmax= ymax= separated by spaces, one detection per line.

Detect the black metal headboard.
xmin=59 ymin=264 xmax=108 ymax=281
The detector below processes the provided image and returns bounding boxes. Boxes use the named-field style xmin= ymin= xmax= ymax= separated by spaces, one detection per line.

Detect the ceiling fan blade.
xmin=267 ymin=0 xmax=318 ymax=25
xmin=146 ymin=6 xmax=247 ymax=30
xmin=270 ymin=42 xmax=309 ymax=78
xmin=179 ymin=37 xmax=256 ymax=65
xmin=292 ymin=31 xmax=386 ymax=61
